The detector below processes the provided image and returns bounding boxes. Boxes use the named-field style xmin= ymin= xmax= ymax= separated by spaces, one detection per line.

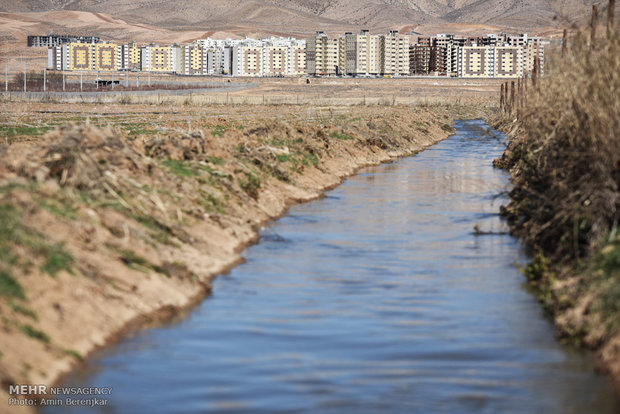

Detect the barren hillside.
xmin=0 ymin=0 xmax=609 ymax=33
xmin=0 ymin=0 xmax=615 ymax=72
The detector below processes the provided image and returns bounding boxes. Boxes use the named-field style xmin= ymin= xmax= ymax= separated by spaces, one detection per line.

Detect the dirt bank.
xmin=0 ymin=102 xmax=483 ymax=413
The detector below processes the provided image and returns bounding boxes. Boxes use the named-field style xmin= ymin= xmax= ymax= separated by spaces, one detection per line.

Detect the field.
xmin=0 ymin=76 xmax=503 ymax=107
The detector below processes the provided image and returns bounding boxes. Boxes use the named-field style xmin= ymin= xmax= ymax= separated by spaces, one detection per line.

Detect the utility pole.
xmin=80 ymin=72 xmax=83 ymax=92
xmin=5 ymin=61 xmax=8 ymax=92
xmin=63 ymin=68 xmax=65 ymax=91
xmin=43 ymin=68 xmax=46 ymax=92
xmin=148 ymin=69 xmax=151 ymax=87
xmin=23 ymin=61 xmax=26 ymax=92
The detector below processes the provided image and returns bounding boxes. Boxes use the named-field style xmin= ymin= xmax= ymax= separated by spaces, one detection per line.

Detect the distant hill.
xmin=0 ymin=0 xmax=610 ymax=35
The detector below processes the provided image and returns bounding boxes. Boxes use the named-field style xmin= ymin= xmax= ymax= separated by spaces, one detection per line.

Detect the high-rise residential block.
xmin=183 ymin=43 xmax=206 ymax=75
xmin=343 ymin=30 xmax=382 ymax=76
xmin=306 ymin=32 xmax=341 ymax=75
xmin=68 ymin=42 xmax=93 ymax=71
xmin=121 ymin=42 xmax=141 ymax=71
xmin=381 ymin=30 xmax=411 ymax=75
xmin=94 ymin=43 xmax=118 ymax=71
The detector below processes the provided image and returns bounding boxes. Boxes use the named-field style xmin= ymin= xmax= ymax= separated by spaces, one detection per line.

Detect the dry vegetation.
xmin=0 ymin=77 xmax=503 ymax=108
xmin=491 ymin=6 xmax=620 ymax=390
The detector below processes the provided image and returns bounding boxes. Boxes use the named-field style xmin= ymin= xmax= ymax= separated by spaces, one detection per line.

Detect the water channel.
xmin=45 ymin=119 xmax=619 ymax=414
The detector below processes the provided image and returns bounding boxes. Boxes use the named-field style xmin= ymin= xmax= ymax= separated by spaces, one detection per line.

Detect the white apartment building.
xmin=231 ymin=37 xmax=306 ymax=77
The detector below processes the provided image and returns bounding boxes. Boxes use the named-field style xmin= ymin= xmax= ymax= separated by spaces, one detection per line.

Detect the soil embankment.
xmin=490 ymin=28 xmax=620 ymax=392
xmin=0 ymin=103 xmax=481 ymax=413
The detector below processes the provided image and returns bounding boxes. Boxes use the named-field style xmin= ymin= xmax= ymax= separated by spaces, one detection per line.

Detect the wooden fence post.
xmin=591 ymin=5 xmax=599 ymax=48
xmin=562 ymin=29 xmax=568 ymax=57
xmin=532 ymin=57 xmax=538 ymax=89
xmin=510 ymin=81 xmax=515 ymax=114
xmin=609 ymin=0 xmax=616 ymax=38
xmin=500 ymin=83 xmax=505 ymax=112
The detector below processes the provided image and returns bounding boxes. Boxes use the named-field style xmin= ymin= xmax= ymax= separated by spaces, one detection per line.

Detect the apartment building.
xmin=94 ymin=43 xmax=117 ymax=71
xmin=264 ymin=45 xmax=288 ymax=76
xmin=409 ymin=45 xmax=437 ymax=75
xmin=343 ymin=30 xmax=382 ymax=76
xmin=232 ymin=43 xmax=264 ymax=76
xmin=493 ymin=46 xmax=522 ymax=78
xmin=522 ymin=43 xmax=545 ymax=76
xmin=183 ymin=43 xmax=206 ymax=75
xmin=68 ymin=42 xmax=93 ymax=71
xmin=382 ymin=30 xmax=411 ymax=75
xmin=141 ymin=44 xmax=181 ymax=73
xmin=120 ymin=42 xmax=141 ymax=71
xmin=29 ymin=34 xmax=100 ymax=48
xmin=306 ymin=32 xmax=341 ymax=75
xmin=48 ymin=45 xmax=67 ymax=70
xmin=433 ymin=34 xmax=454 ymax=75
xmin=291 ymin=44 xmax=306 ymax=75
xmin=198 ymin=38 xmax=236 ymax=75
xmin=456 ymin=46 xmax=522 ymax=78
xmin=457 ymin=46 xmax=492 ymax=78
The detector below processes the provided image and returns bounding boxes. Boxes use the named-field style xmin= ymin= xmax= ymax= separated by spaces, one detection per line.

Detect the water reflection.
xmin=45 ymin=120 xmax=619 ymax=414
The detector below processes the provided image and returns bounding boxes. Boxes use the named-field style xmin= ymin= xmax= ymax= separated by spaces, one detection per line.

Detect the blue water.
xmin=46 ymin=119 xmax=619 ymax=414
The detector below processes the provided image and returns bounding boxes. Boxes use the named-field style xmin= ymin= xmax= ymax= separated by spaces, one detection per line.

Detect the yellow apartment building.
xmin=306 ymin=32 xmax=341 ymax=75
xmin=122 ymin=42 xmax=141 ymax=70
xmin=494 ymin=46 xmax=522 ymax=78
xmin=94 ymin=43 xmax=117 ymax=71
xmin=68 ymin=42 xmax=93 ymax=71
xmin=183 ymin=43 xmax=205 ymax=75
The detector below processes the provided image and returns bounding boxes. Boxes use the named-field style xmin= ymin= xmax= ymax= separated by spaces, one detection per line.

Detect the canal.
xmin=46 ymin=119 xmax=619 ymax=414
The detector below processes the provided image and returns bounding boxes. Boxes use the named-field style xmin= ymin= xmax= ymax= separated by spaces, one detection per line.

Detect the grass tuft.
xmin=19 ymin=324 xmax=50 ymax=344
xmin=238 ymin=171 xmax=261 ymax=199
xmin=329 ymin=131 xmax=354 ymax=141
xmin=0 ymin=271 xmax=25 ymax=300
xmin=162 ymin=159 xmax=198 ymax=177
xmin=41 ymin=246 xmax=74 ymax=277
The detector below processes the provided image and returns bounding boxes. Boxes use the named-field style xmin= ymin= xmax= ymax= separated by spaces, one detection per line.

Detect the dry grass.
xmin=492 ymin=13 xmax=620 ymax=387
xmin=0 ymin=91 xmax=492 ymax=107
xmin=495 ymin=29 xmax=620 ymax=262
xmin=0 ymin=77 xmax=501 ymax=108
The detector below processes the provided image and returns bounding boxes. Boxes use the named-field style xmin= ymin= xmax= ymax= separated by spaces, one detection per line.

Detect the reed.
xmin=496 ymin=3 xmax=619 ymax=262
xmin=493 ymin=3 xmax=620 ymax=376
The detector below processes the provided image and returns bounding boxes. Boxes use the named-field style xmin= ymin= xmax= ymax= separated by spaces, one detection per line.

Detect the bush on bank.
xmin=492 ymin=23 xmax=620 ymax=381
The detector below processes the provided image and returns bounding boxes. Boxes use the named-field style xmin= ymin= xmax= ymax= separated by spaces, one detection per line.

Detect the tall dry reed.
xmin=497 ymin=22 xmax=620 ymax=262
